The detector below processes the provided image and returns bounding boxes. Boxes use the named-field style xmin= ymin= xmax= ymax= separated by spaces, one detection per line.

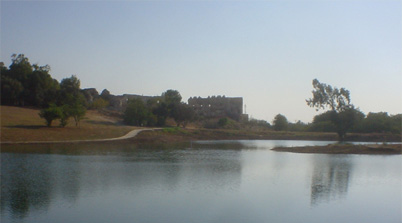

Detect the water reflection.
xmin=1 ymin=143 xmax=242 ymax=221
xmin=310 ymin=155 xmax=353 ymax=206
xmin=1 ymin=154 xmax=53 ymax=219
xmin=1 ymin=141 xmax=400 ymax=223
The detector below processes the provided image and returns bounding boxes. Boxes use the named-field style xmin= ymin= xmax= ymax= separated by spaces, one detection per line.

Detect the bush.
xmin=39 ymin=104 xmax=62 ymax=127
xmin=218 ymin=118 xmax=229 ymax=127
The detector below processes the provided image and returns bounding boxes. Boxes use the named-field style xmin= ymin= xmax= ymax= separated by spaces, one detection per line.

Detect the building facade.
xmin=188 ymin=96 xmax=243 ymax=121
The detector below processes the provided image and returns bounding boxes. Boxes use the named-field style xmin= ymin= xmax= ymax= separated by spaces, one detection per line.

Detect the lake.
xmin=1 ymin=140 xmax=401 ymax=223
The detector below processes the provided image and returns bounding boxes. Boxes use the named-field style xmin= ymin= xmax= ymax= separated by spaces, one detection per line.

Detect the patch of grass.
xmin=1 ymin=106 xmax=136 ymax=142
xmin=162 ymin=127 xmax=189 ymax=134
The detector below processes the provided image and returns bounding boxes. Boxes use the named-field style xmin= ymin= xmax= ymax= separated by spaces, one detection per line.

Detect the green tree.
xmin=273 ymin=114 xmax=288 ymax=131
xmin=124 ymin=98 xmax=152 ymax=126
xmin=390 ymin=114 xmax=402 ymax=134
xmin=39 ymin=104 xmax=62 ymax=127
xmin=171 ymin=102 xmax=195 ymax=128
xmin=306 ymin=79 xmax=360 ymax=140
xmin=162 ymin=89 xmax=182 ymax=117
xmin=4 ymin=54 xmax=33 ymax=106
xmin=357 ymin=112 xmax=395 ymax=133
xmin=26 ymin=64 xmax=60 ymax=107
xmin=1 ymin=75 xmax=23 ymax=105
xmin=60 ymin=75 xmax=84 ymax=105
xmin=58 ymin=75 xmax=86 ymax=127
xmin=9 ymin=54 xmax=33 ymax=84
xmin=310 ymin=113 xmax=336 ymax=132
xmin=162 ymin=89 xmax=182 ymax=105
xmin=1 ymin=54 xmax=60 ymax=107
xmin=59 ymin=105 xmax=70 ymax=127
xmin=288 ymin=120 xmax=308 ymax=132
xmin=65 ymin=103 xmax=87 ymax=127
xmin=148 ymin=99 xmax=169 ymax=126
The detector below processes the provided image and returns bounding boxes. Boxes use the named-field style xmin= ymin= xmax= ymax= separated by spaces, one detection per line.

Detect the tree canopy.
xmin=162 ymin=89 xmax=182 ymax=105
xmin=306 ymin=79 xmax=352 ymax=112
xmin=306 ymin=79 xmax=360 ymax=140
xmin=273 ymin=114 xmax=288 ymax=131
xmin=1 ymin=54 xmax=60 ymax=107
xmin=124 ymin=98 xmax=154 ymax=126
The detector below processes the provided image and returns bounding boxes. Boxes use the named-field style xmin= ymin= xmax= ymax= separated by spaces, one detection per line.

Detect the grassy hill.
xmin=1 ymin=106 xmax=136 ymax=142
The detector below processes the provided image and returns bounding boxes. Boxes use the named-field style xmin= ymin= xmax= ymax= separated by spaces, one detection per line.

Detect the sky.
xmin=1 ymin=0 xmax=401 ymax=123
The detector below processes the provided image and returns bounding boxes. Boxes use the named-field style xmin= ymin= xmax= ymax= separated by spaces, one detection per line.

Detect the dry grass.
xmin=1 ymin=106 xmax=137 ymax=142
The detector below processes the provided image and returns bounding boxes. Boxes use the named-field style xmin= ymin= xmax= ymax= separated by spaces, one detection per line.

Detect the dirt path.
xmin=1 ymin=128 xmax=161 ymax=144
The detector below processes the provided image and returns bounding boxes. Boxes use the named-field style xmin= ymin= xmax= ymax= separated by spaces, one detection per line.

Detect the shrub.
xmin=39 ymin=104 xmax=62 ymax=127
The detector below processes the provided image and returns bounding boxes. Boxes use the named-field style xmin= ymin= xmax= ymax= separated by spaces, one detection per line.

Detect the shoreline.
xmin=129 ymin=128 xmax=401 ymax=144
xmin=272 ymin=144 xmax=402 ymax=155
xmin=2 ymin=128 xmax=401 ymax=155
xmin=1 ymin=127 xmax=401 ymax=145
xmin=2 ymin=106 xmax=400 ymax=146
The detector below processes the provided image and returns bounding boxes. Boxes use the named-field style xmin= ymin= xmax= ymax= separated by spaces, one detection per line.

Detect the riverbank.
xmin=1 ymin=106 xmax=401 ymax=144
xmin=272 ymin=144 xmax=402 ymax=155
xmin=129 ymin=127 xmax=401 ymax=144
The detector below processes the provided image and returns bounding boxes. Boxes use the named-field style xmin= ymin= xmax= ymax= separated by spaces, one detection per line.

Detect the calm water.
xmin=1 ymin=140 xmax=401 ymax=223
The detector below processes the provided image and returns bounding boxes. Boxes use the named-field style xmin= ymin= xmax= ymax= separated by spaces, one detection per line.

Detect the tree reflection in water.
xmin=310 ymin=155 xmax=353 ymax=206
xmin=1 ymin=154 xmax=53 ymax=219
xmin=1 ymin=142 xmax=243 ymax=221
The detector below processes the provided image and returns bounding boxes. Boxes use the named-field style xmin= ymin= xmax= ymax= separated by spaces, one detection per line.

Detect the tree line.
xmin=271 ymin=79 xmax=401 ymax=140
xmin=1 ymin=54 xmax=194 ymax=127
xmin=123 ymin=89 xmax=195 ymax=127
xmin=272 ymin=112 xmax=401 ymax=134
xmin=1 ymin=54 xmax=87 ymax=127
xmin=2 ymin=54 xmax=400 ymax=136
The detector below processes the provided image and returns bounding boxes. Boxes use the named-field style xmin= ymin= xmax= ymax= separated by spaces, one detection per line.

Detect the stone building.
xmin=188 ymin=96 xmax=243 ymax=121
xmin=108 ymin=94 xmax=159 ymax=111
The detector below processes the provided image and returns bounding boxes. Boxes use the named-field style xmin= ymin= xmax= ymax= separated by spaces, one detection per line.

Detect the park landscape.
xmin=1 ymin=54 xmax=401 ymax=153
xmin=1 ymin=1 xmax=401 ymax=223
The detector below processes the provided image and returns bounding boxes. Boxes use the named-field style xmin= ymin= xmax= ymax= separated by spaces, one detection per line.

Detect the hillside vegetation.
xmin=1 ymin=106 xmax=136 ymax=142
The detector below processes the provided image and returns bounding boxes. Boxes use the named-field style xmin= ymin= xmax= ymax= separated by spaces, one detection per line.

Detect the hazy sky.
xmin=1 ymin=0 xmax=401 ymax=123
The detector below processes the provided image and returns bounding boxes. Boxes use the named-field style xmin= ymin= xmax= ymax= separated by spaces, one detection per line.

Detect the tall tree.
xmin=9 ymin=54 xmax=33 ymax=83
xmin=161 ymin=89 xmax=182 ymax=119
xmin=60 ymin=75 xmax=82 ymax=104
xmin=306 ymin=79 xmax=360 ymax=141
xmin=1 ymin=75 xmax=23 ymax=105
xmin=58 ymin=75 xmax=86 ymax=126
xmin=124 ymin=98 xmax=152 ymax=126
xmin=162 ymin=89 xmax=182 ymax=105
xmin=273 ymin=114 xmax=288 ymax=131
xmin=4 ymin=54 xmax=33 ymax=105
xmin=26 ymin=64 xmax=59 ymax=107
xmin=1 ymin=54 xmax=59 ymax=107
xmin=172 ymin=102 xmax=195 ymax=128
xmin=147 ymin=98 xmax=168 ymax=126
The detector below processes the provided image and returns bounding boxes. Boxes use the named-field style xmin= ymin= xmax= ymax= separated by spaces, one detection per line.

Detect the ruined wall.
xmin=106 ymin=92 xmax=245 ymax=121
xmin=188 ymin=96 xmax=243 ymax=121
xmin=108 ymin=94 xmax=158 ymax=111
